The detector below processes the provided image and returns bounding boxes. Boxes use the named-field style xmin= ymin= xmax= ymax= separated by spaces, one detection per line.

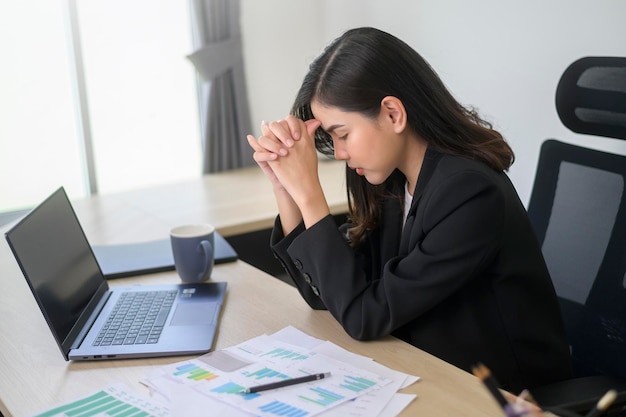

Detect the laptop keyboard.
xmin=93 ymin=290 xmax=177 ymax=346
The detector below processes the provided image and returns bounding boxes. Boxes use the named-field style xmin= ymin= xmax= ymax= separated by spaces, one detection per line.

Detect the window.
xmin=0 ymin=0 xmax=201 ymax=213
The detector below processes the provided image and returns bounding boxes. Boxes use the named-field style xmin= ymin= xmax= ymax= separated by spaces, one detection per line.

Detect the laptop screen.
xmin=5 ymin=188 xmax=104 ymax=345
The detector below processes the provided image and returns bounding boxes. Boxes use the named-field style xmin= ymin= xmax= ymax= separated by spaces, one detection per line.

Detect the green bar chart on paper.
xmin=243 ymin=366 xmax=290 ymax=380
xmin=340 ymin=375 xmax=377 ymax=392
xmin=211 ymin=381 xmax=246 ymax=394
xmin=173 ymin=362 xmax=220 ymax=381
xmin=299 ymin=386 xmax=345 ymax=407
xmin=30 ymin=385 xmax=169 ymax=417
xmin=260 ymin=348 xmax=309 ymax=361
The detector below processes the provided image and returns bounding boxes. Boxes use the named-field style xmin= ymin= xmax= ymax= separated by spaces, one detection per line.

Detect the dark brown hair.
xmin=292 ymin=27 xmax=514 ymax=245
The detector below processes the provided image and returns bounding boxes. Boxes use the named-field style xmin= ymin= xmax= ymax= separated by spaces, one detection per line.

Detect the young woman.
xmin=246 ymin=27 xmax=572 ymax=393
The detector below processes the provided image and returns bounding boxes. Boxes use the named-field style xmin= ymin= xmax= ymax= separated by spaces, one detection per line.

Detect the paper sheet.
xmin=142 ymin=326 xmax=420 ymax=417
xmin=143 ymin=334 xmax=390 ymax=417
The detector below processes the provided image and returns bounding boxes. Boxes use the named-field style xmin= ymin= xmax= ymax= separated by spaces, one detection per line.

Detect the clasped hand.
xmin=246 ymin=115 xmax=323 ymax=206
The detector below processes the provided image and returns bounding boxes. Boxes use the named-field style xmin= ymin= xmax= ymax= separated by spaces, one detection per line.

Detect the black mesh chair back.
xmin=528 ymin=140 xmax=626 ymax=378
xmin=527 ymin=57 xmax=626 ymax=416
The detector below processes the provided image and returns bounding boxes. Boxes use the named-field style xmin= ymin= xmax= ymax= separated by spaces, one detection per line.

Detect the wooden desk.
xmin=0 ymin=162 xmax=502 ymax=417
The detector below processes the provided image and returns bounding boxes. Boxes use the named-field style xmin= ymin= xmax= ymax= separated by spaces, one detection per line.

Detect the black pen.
xmin=241 ymin=372 xmax=331 ymax=394
xmin=472 ymin=363 xmax=509 ymax=409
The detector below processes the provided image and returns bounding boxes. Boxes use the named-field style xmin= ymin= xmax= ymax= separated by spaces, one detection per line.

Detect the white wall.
xmin=240 ymin=1 xmax=324 ymax=124
xmin=241 ymin=0 xmax=626 ymax=204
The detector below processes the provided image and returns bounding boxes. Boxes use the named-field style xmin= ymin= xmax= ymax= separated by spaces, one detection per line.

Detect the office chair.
xmin=527 ymin=57 xmax=626 ymax=416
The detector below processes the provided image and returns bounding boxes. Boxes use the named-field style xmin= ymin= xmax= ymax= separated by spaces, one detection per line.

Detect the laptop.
xmin=4 ymin=187 xmax=227 ymax=361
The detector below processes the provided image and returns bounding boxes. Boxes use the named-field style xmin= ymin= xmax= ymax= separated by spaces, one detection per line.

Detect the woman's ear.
xmin=380 ymin=96 xmax=407 ymax=133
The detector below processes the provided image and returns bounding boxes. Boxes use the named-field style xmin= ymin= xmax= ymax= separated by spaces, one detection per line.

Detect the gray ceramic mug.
xmin=170 ymin=224 xmax=215 ymax=282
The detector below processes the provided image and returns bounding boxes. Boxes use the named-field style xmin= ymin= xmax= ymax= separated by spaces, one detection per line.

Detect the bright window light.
xmin=0 ymin=0 xmax=201 ymax=212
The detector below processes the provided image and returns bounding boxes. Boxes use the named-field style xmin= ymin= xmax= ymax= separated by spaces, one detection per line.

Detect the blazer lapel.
xmin=399 ymin=147 xmax=443 ymax=253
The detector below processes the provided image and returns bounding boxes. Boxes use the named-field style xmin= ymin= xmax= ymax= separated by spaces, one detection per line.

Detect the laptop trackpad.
xmin=170 ymin=303 xmax=217 ymax=326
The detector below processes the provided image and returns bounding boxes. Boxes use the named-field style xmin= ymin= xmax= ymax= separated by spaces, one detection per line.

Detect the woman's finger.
xmin=267 ymin=119 xmax=295 ymax=148
xmin=251 ymin=124 xmax=288 ymax=155
xmin=304 ymin=118 xmax=322 ymax=137
xmin=260 ymin=120 xmax=290 ymax=155
xmin=285 ymin=115 xmax=302 ymax=140
xmin=258 ymin=134 xmax=288 ymax=156
xmin=247 ymin=134 xmax=279 ymax=161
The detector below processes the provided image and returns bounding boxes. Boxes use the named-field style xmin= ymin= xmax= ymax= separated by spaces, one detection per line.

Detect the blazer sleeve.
xmin=273 ymin=168 xmax=506 ymax=341
xmin=270 ymin=217 xmax=328 ymax=310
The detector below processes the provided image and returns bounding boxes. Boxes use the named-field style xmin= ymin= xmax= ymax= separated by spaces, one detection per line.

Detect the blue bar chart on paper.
xmin=210 ymin=381 xmax=262 ymax=400
xmin=250 ymin=373 xmax=379 ymax=417
xmin=259 ymin=400 xmax=310 ymax=417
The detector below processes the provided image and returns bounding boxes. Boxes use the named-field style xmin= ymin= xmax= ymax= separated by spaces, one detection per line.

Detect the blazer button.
xmin=310 ymin=285 xmax=320 ymax=296
xmin=302 ymin=273 xmax=312 ymax=284
xmin=294 ymin=259 xmax=303 ymax=270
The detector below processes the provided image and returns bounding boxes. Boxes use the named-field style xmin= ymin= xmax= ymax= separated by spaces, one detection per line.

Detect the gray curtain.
xmin=187 ymin=0 xmax=254 ymax=173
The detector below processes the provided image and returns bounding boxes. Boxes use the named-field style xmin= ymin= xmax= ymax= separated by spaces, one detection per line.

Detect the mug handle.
xmin=197 ymin=239 xmax=214 ymax=281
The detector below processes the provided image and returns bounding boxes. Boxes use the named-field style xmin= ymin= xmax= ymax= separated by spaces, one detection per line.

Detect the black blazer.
xmin=271 ymin=147 xmax=572 ymax=392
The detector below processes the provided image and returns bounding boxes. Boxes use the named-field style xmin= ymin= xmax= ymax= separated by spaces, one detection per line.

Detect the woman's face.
xmin=311 ymin=101 xmax=406 ymax=185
